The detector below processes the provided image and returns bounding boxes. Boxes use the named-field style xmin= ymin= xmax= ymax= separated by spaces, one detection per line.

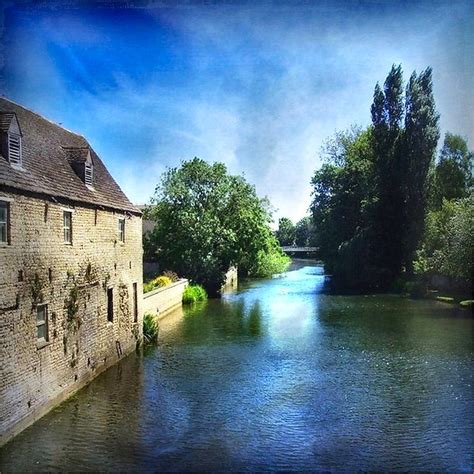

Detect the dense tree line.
xmin=311 ymin=65 xmax=472 ymax=291
xmin=144 ymin=158 xmax=290 ymax=296
xmin=275 ymin=216 xmax=316 ymax=247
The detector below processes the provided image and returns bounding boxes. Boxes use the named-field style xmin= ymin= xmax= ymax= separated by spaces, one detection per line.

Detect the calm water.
xmin=1 ymin=261 xmax=473 ymax=471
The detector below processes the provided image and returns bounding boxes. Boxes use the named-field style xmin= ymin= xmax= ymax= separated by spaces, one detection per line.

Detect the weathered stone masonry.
xmin=0 ymin=98 xmax=143 ymax=445
xmin=0 ymin=192 xmax=143 ymax=445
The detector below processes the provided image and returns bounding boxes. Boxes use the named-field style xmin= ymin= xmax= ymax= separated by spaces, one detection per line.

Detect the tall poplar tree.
xmin=370 ymin=64 xmax=405 ymax=281
xmin=311 ymin=64 xmax=440 ymax=290
xmin=403 ymin=68 xmax=440 ymax=272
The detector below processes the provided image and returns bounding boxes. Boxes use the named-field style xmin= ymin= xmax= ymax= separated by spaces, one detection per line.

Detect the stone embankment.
xmin=142 ymin=279 xmax=188 ymax=319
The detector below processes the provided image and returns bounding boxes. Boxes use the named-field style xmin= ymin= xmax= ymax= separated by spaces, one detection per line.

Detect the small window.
xmin=63 ymin=211 xmax=72 ymax=244
xmin=8 ymin=134 xmax=22 ymax=167
xmin=118 ymin=218 xmax=125 ymax=243
xmin=0 ymin=201 xmax=9 ymax=244
xmin=36 ymin=304 xmax=49 ymax=342
xmin=85 ymin=162 xmax=93 ymax=186
xmin=107 ymin=288 xmax=114 ymax=322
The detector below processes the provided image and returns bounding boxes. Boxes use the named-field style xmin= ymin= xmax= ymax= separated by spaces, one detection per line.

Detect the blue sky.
xmin=1 ymin=0 xmax=473 ymax=223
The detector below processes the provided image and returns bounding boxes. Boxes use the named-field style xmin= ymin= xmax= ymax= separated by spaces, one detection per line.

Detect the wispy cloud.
xmin=2 ymin=0 xmax=473 ymax=222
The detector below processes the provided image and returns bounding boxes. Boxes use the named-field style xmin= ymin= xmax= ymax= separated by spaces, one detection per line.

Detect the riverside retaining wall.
xmin=142 ymin=279 xmax=188 ymax=319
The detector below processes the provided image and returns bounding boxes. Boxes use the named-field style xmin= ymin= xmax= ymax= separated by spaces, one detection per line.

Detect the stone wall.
xmin=142 ymin=279 xmax=188 ymax=319
xmin=222 ymin=266 xmax=238 ymax=292
xmin=0 ymin=190 xmax=143 ymax=446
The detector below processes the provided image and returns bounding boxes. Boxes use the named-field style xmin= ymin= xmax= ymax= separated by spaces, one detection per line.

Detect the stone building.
xmin=0 ymin=98 xmax=143 ymax=445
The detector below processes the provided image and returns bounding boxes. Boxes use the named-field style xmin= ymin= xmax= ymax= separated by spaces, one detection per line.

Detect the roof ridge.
xmin=61 ymin=145 xmax=90 ymax=149
xmin=0 ymin=96 xmax=86 ymax=140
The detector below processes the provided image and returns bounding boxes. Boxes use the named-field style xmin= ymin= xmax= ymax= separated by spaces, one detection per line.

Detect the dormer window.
xmin=8 ymin=134 xmax=22 ymax=167
xmin=0 ymin=112 xmax=23 ymax=168
xmin=63 ymin=146 xmax=94 ymax=188
xmin=85 ymin=161 xmax=93 ymax=187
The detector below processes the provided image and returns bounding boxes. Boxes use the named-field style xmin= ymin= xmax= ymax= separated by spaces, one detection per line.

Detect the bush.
xmin=152 ymin=275 xmax=172 ymax=288
xmin=143 ymin=313 xmax=159 ymax=343
xmin=182 ymin=284 xmax=208 ymax=304
xmin=416 ymin=197 xmax=473 ymax=281
xmin=250 ymin=249 xmax=291 ymax=278
xmin=143 ymin=275 xmax=173 ymax=293
xmin=460 ymin=300 xmax=474 ymax=309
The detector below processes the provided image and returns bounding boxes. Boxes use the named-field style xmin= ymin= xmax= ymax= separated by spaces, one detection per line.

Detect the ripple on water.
xmin=0 ymin=263 xmax=473 ymax=472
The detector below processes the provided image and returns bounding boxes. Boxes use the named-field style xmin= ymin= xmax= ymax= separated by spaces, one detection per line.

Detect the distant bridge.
xmin=281 ymin=246 xmax=318 ymax=254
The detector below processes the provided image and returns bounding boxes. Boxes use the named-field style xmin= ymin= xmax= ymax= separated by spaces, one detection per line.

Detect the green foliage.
xmin=64 ymin=285 xmax=81 ymax=332
xmin=153 ymin=275 xmax=172 ymax=287
xmin=431 ymin=133 xmax=473 ymax=207
xmin=143 ymin=313 xmax=159 ymax=343
xmin=146 ymin=157 xmax=284 ymax=295
xmin=294 ymin=216 xmax=315 ymax=247
xmin=311 ymin=65 xmax=440 ymax=290
xmin=31 ymin=273 xmax=44 ymax=305
xmin=275 ymin=217 xmax=295 ymax=246
xmin=459 ymin=300 xmax=474 ymax=309
xmin=182 ymin=284 xmax=208 ymax=304
xmin=415 ymin=197 xmax=473 ymax=282
xmin=311 ymin=127 xmax=376 ymax=282
xmin=248 ymin=248 xmax=291 ymax=278
xmin=143 ymin=275 xmax=173 ymax=293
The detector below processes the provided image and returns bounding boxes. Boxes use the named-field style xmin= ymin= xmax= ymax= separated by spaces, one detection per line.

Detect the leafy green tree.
xmin=370 ymin=64 xmax=406 ymax=281
xmin=415 ymin=197 xmax=473 ymax=283
xmin=275 ymin=217 xmax=295 ymax=246
xmin=402 ymin=68 xmax=440 ymax=272
xmin=311 ymin=65 xmax=440 ymax=290
xmin=295 ymin=217 xmax=313 ymax=246
xmin=432 ymin=133 xmax=473 ymax=206
xmin=311 ymin=127 xmax=375 ymax=282
xmin=146 ymin=158 xmax=289 ymax=295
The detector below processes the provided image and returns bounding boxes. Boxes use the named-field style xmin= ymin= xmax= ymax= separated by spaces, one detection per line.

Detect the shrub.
xmin=416 ymin=197 xmax=473 ymax=281
xmin=143 ymin=313 xmax=159 ymax=343
xmin=182 ymin=284 xmax=208 ymax=304
xmin=460 ymin=300 xmax=474 ymax=309
xmin=250 ymin=249 xmax=291 ymax=278
xmin=152 ymin=275 xmax=172 ymax=288
xmin=143 ymin=281 xmax=155 ymax=293
xmin=143 ymin=275 xmax=173 ymax=293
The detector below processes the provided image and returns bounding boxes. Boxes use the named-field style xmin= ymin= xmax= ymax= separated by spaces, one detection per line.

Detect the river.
xmin=1 ymin=261 xmax=473 ymax=471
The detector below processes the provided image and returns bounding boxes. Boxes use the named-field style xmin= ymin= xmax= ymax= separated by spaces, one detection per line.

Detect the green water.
xmin=1 ymin=261 xmax=472 ymax=471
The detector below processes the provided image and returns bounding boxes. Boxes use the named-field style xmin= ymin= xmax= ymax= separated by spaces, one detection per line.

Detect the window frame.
xmin=63 ymin=211 xmax=73 ymax=244
xmin=0 ymin=201 xmax=10 ymax=245
xmin=118 ymin=218 xmax=125 ymax=243
xmin=36 ymin=304 xmax=49 ymax=343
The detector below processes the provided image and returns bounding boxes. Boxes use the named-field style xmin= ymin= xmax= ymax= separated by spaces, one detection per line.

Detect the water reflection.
xmin=1 ymin=261 xmax=472 ymax=472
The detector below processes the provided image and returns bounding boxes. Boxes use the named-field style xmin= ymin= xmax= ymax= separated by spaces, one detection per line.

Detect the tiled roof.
xmin=0 ymin=98 xmax=140 ymax=215
xmin=0 ymin=113 xmax=18 ymax=133
xmin=62 ymin=146 xmax=91 ymax=165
